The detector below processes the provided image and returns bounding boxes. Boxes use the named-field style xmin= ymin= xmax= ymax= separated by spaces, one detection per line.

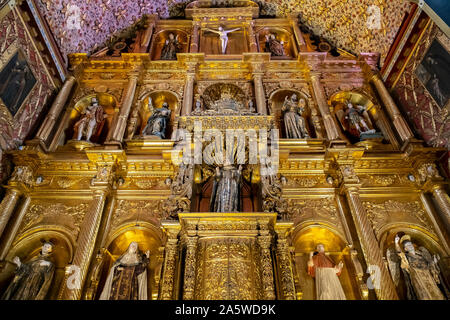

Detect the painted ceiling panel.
xmin=35 ymin=0 xmax=412 ymax=65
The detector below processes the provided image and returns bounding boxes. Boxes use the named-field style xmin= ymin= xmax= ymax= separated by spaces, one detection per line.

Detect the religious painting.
xmin=415 ymin=39 xmax=450 ymax=108
xmin=0 ymin=50 xmax=37 ymax=117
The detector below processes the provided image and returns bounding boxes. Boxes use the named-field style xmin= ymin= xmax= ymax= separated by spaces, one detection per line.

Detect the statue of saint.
xmin=160 ymin=33 xmax=181 ymax=60
xmin=204 ymin=26 xmax=241 ymax=54
xmin=99 ymin=242 xmax=150 ymax=300
xmin=2 ymin=242 xmax=55 ymax=300
xmin=386 ymin=234 xmax=448 ymax=300
xmin=265 ymin=33 xmax=286 ymax=56
xmin=210 ymin=165 xmax=242 ymax=212
xmin=141 ymin=100 xmax=171 ymax=138
xmin=307 ymin=244 xmax=346 ymax=300
xmin=73 ymin=97 xmax=106 ymax=142
xmin=344 ymin=103 xmax=374 ymax=136
xmin=282 ymin=94 xmax=310 ymax=139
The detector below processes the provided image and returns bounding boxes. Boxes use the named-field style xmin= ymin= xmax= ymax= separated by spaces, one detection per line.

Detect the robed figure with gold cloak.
xmin=2 ymin=242 xmax=55 ymax=300
xmin=386 ymin=234 xmax=448 ymax=300
xmin=100 ymin=242 xmax=149 ymax=300
xmin=307 ymin=244 xmax=346 ymax=300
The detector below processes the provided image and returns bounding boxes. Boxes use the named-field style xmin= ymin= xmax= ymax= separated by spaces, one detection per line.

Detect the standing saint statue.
xmin=141 ymin=99 xmax=171 ymax=138
xmin=210 ymin=165 xmax=242 ymax=212
xmin=204 ymin=26 xmax=241 ymax=54
xmin=344 ymin=103 xmax=374 ymax=136
xmin=307 ymin=244 xmax=346 ymax=300
xmin=99 ymin=242 xmax=150 ymax=300
xmin=265 ymin=33 xmax=286 ymax=56
xmin=160 ymin=33 xmax=181 ymax=60
xmin=73 ymin=97 xmax=106 ymax=142
xmin=2 ymin=242 xmax=55 ymax=300
xmin=386 ymin=234 xmax=448 ymax=300
xmin=282 ymin=94 xmax=310 ymax=139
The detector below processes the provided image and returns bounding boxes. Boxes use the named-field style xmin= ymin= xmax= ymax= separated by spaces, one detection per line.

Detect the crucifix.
xmin=203 ymin=26 xmax=241 ymax=54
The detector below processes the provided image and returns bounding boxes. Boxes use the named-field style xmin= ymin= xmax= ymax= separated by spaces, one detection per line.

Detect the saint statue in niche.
xmin=203 ymin=26 xmax=241 ymax=54
xmin=336 ymin=101 xmax=382 ymax=142
xmin=386 ymin=234 xmax=449 ymax=300
xmin=307 ymin=243 xmax=346 ymax=300
xmin=160 ymin=33 xmax=181 ymax=60
xmin=2 ymin=242 xmax=55 ymax=300
xmin=265 ymin=33 xmax=286 ymax=56
xmin=344 ymin=103 xmax=374 ymax=135
xmin=282 ymin=94 xmax=310 ymax=139
xmin=210 ymin=165 xmax=242 ymax=213
xmin=73 ymin=97 xmax=106 ymax=142
xmin=141 ymin=98 xmax=171 ymax=138
xmin=99 ymin=242 xmax=150 ymax=300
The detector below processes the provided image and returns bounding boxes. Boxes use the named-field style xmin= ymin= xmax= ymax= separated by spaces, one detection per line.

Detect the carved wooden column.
xmin=431 ymin=186 xmax=450 ymax=227
xmin=343 ymin=185 xmax=399 ymax=300
xmin=420 ymin=163 xmax=450 ymax=231
xmin=371 ymin=74 xmax=414 ymax=142
xmin=420 ymin=192 xmax=450 ymax=254
xmin=258 ymin=234 xmax=276 ymax=299
xmin=138 ymin=15 xmax=157 ymax=53
xmin=0 ymin=195 xmax=31 ymax=261
xmin=275 ymin=224 xmax=296 ymax=300
xmin=0 ymin=188 xmax=21 ymax=238
xmin=160 ymin=224 xmax=180 ymax=300
xmin=190 ymin=21 xmax=200 ymax=53
xmin=290 ymin=15 xmax=307 ymax=51
xmin=253 ymin=73 xmax=267 ymax=115
xmin=371 ymin=105 xmax=400 ymax=149
xmin=60 ymin=168 xmax=111 ymax=300
xmin=247 ymin=21 xmax=258 ymax=53
xmin=310 ymin=72 xmax=340 ymax=140
xmin=182 ymin=235 xmax=198 ymax=300
xmin=48 ymin=105 xmax=76 ymax=151
xmin=182 ymin=72 xmax=195 ymax=116
xmin=36 ymin=76 xmax=76 ymax=145
xmin=110 ymin=74 xmax=138 ymax=142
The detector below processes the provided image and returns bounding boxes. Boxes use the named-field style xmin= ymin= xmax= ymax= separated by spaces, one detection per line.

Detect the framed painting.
xmin=415 ymin=39 xmax=450 ymax=108
xmin=0 ymin=49 xmax=37 ymax=117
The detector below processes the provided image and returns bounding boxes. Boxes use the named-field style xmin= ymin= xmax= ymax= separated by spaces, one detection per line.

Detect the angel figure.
xmin=386 ymin=234 xmax=448 ymax=300
xmin=203 ymin=26 xmax=241 ymax=54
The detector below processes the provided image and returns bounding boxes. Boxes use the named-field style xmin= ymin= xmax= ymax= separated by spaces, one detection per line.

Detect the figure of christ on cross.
xmin=203 ymin=26 xmax=241 ymax=54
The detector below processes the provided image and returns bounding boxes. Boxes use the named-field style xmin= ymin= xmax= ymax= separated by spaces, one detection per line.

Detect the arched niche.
xmin=291 ymin=225 xmax=360 ymax=300
xmin=256 ymin=27 xmax=297 ymax=59
xmin=150 ymin=30 xmax=189 ymax=61
xmin=95 ymin=224 xmax=163 ymax=300
xmin=128 ymin=90 xmax=179 ymax=140
xmin=201 ymin=82 xmax=248 ymax=112
xmin=63 ymin=93 xmax=117 ymax=146
xmin=192 ymin=167 xmax=258 ymax=212
xmin=0 ymin=230 xmax=74 ymax=300
xmin=329 ymin=91 xmax=387 ymax=145
xmin=378 ymin=226 xmax=449 ymax=300
xmin=269 ymin=89 xmax=317 ymax=139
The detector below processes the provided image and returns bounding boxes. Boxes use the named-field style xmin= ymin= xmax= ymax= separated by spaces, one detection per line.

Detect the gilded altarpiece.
xmin=0 ymin=1 xmax=449 ymax=301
